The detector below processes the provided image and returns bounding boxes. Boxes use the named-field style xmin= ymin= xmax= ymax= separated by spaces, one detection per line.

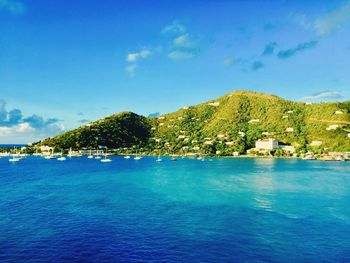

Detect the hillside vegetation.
xmin=39 ymin=91 xmax=350 ymax=154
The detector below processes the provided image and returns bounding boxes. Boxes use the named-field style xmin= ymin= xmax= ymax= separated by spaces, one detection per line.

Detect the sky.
xmin=1 ymin=0 xmax=350 ymax=143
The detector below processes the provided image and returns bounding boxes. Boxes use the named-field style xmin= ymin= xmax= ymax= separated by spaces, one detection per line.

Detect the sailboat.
xmin=87 ymin=149 xmax=94 ymax=159
xmin=101 ymin=149 xmax=112 ymax=162
xmin=9 ymin=147 xmax=20 ymax=162
xmin=57 ymin=151 xmax=66 ymax=161
xmin=156 ymin=155 xmax=162 ymax=162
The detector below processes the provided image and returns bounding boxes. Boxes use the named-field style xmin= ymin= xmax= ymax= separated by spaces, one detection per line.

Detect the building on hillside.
xmin=279 ymin=145 xmax=296 ymax=153
xmin=335 ymin=110 xmax=343 ymax=114
xmin=255 ymin=138 xmax=279 ymax=150
xmin=310 ymin=140 xmax=323 ymax=147
xmin=326 ymin=124 xmax=339 ymax=131
xmin=286 ymin=127 xmax=294 ymax=132
xmin=39 ymin=145 xmax=53 ymax=155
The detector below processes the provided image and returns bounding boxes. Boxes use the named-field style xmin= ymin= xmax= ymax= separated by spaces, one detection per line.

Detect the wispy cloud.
xmin=262 ymin=42 xmax=277 ymax=56
xmin=126 ymin=49 xmax=151 ymax=63
xmin=163 ymin=20 xmax=202 ymax=61
xmin=124 ymin=49 xmax=151 ymax=77
xmin=251 ymin=61 xmax=264 ymax=71
xmin=302 ymin=91 xmax=344 ymax=101
xmin=161 ymin=20 xmax=186 ymax=35
xmin=277 ymin=40 xmax=318 ymax=59
xmin=314 ymin=0 xmax=350 ymax=36
xmin=0 ymin=0 xmax=25 ymax=15
xmin=125 ymin=63 xmax=137 ymax=77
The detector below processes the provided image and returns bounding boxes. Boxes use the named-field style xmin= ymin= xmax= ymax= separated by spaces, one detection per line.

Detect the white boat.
xmin=87 ymin=149 xmax=94 ymax=158
xmin=156 ymin=156 xmax=162 ymax=162
xmin=44 ymin=155 xmax=55 ymax=159
xmin=302 ymin=155 xmax=316 ymax=160
xmin=124 ymin=155 xmax=131 ymax=159
xmin=57 ymin=156 xmax=66 ymax=161
xmin=101 ymin=155 xmax=112 ymax=162
xmin=101 ymin=148 xmax=112 ymax=162
xmin=9 ymin=157 xmax=20 ymax=162
xmin=95 ymin=155 xmax=102 ymax=159
xmin=134 ymin=156 xmax=142 ymax=160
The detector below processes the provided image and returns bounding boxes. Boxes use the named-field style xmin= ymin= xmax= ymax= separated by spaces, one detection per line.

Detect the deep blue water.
xmin=0 ymin=156 xmax=350 ymax=262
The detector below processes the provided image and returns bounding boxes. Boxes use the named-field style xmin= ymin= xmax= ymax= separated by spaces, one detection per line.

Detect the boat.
xmin=124 ymin=155 xmax=131 ymax=159
xmin=156 ymin=156 xmax=162 ymax=162
xmin=57 ymin=156 xmax=66 ymax=161
xmin=302 ymin=155 xmax=317 ymax=160
xmin=170 ymin=156 xmax=177 ymax=161
xmin=101 ymin=148 xmax=112 ymax=162
xmin=87 ymin=149 xmax=94 ymax=159
xmin=44 ymin=155 xmax=55 ymax=159
xmin=134 ymin=155 xmax=142 ymax=160
xmin=9 ymin=156 xmax=20 ymax=162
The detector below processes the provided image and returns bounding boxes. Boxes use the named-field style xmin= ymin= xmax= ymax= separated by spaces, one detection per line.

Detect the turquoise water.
xmin=0 ymin=156 xmax=350 ymax=262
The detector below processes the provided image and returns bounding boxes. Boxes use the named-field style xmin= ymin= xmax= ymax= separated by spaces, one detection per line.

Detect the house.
xmin=248 ymin=119 xmax=260 ymax=124
xmin=326 ymin=124 xmax=339 ymax=131
xmin=262 ymin=131 xmax=271 ymax=136
xmin=335 ymin=110 xmax=343 ymax=115
xmin=182 ymin=106 xmax=189 ymax=110
xmin=238 ymin=131 xmax=245 ymax=137
xmin=225 ymin=141 xmax=234 ymax=146
xmin=286 ymin=127 xmax=294 ymax=132
xmin=232 ymin=152 xmax=240 ymax=157
xmin=204 ymin=141 xmax=213 ymax=145
xmin=310 ymin=140 xmax=323 ymax=147
xmin=255 ymin=138 xmax=279 ymax=150
xmin=207 ymin=102 xmax=220 ymax=107
xmin=279 ymin=145 xmax=296 ymax=153
xmin=217 ymin=134 xmax=225 ymax=139
xmin=40 ymin=145 xmax=53 ymax=155
xmin=282 ymin=115 xmax=288 ymax=119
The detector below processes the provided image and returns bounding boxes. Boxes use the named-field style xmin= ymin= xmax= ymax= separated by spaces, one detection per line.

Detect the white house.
xmin=335 ymin=110 xmax=343 ymax=115
xmin=310 ymin=140 xmax=323 ymax=147
xmin=40 ymin=145 xmax=53 ymax=155
xmin=279 ymin=145 xmax=296 ymax=153
xmin=286 ymin=127 xmax=294 ymax=132
xmin=255 ymin=138 xmax=279 ymax=150
xmin=326 ymin=124 xmax=339 ymax=131
xmin=255 ymin=138 xmax=278 ymax=150
xmin=248 ymin=119 xmax=260 ymax=124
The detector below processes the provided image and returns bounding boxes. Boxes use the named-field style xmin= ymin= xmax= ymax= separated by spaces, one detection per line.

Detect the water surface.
xmin=0 ymin=157 xmax=349 ymax=262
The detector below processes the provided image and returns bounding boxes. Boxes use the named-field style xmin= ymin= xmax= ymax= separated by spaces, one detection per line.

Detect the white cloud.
xmin=126 ymin=49 xmax=151 ymax=62
xmin=161 ymin=20 xmax=186 ymax=34
xmin=0 ymin=123 xmax=34 ymax=136
xmin=125 ymin=64 xmax=137 ymax=77
xmin=124 ymin=49 xmax=151 ymax=77
xmin=302 ymin=91 xmax=344 ymax=100
xmin=168 ymin=50 xmax=194 ymax=60
xmin=173 ymin=34 xmax=195 ymax=49
xmin=314 ymin=0 xmax=350 ymax=36
xmin=0 ymin=0 xmax=25 ymax=15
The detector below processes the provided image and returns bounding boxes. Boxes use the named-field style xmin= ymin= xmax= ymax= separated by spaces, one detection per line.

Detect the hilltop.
xmin=39 ymin=90 xmax=350 ymax=154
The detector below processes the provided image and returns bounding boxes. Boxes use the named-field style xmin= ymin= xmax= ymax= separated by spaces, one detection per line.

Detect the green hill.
xmin=39 ymin=90 xmax=350 ymax=154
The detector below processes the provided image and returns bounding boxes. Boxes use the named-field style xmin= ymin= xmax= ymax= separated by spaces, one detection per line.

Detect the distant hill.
xmin=39 ymin=90 xmax=350 ymax=154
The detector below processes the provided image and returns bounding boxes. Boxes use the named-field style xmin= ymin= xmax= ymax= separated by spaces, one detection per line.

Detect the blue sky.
xmin=1 ymin=0 xmax=350 ymax=143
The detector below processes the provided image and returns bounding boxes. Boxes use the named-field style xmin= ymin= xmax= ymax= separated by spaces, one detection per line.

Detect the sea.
xmin=0 ymin=156 xmax=349 ymax=262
